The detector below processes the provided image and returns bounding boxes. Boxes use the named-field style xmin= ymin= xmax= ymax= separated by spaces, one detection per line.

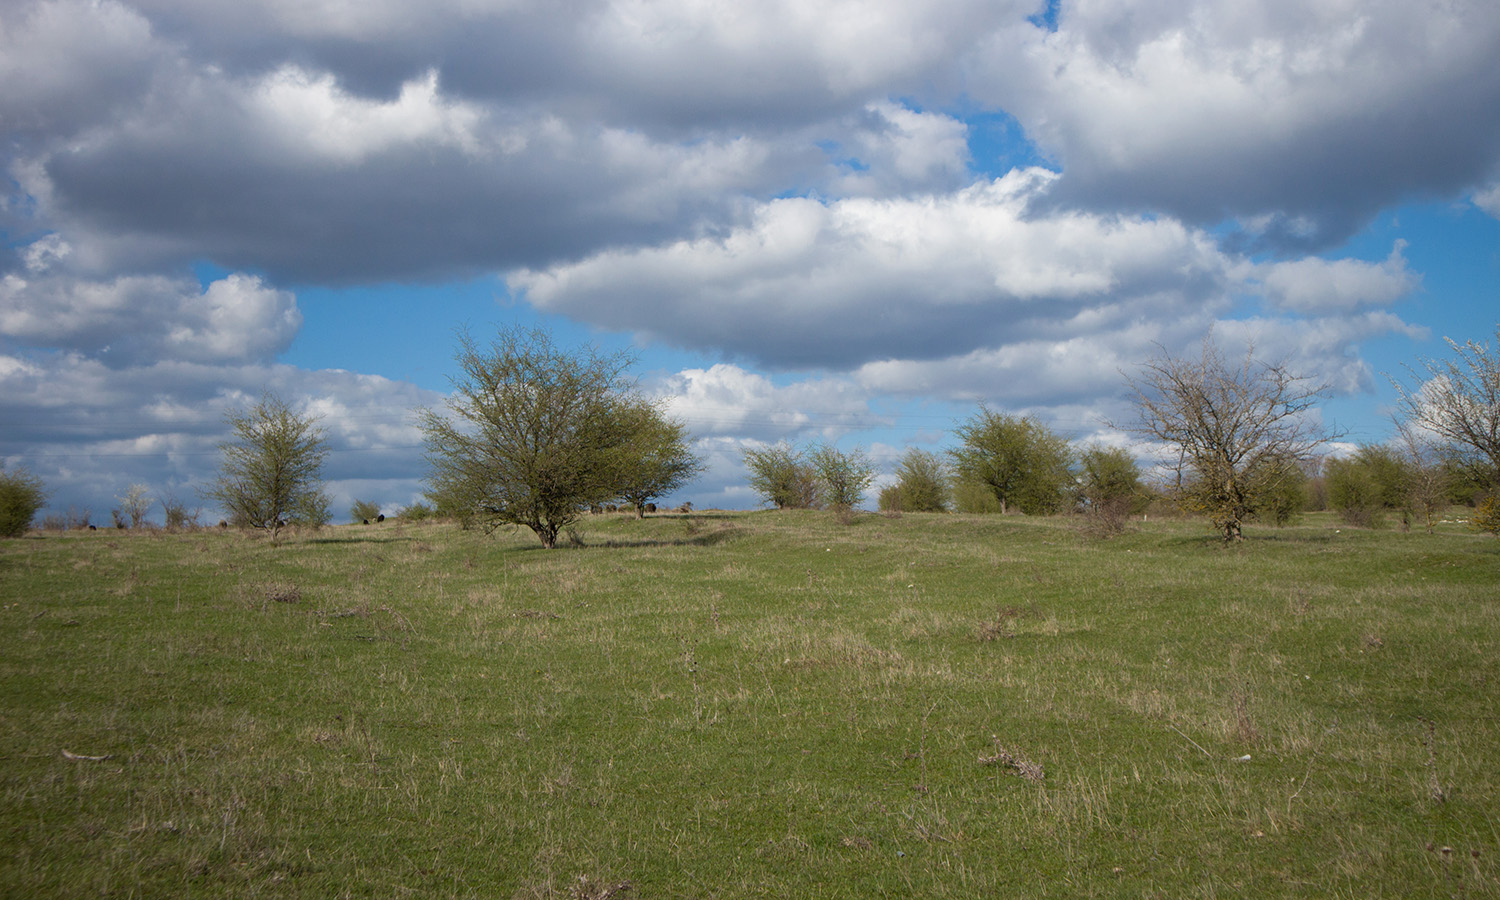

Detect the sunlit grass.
xmin=2 ymin=511 xmax=1497 ymax=897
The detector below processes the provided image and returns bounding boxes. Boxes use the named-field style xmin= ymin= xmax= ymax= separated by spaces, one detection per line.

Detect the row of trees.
xmin=5 ymin=325 xmax=1496 ymax=545
xmin=740 ymin=442 xmax=878 ymax=514
xmin=740 ymin=327 xmax=1500 ymax=543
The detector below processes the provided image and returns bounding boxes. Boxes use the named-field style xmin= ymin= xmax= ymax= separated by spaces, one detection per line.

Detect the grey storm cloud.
xmin=968 ymin=0 xmax=1500 ymax=249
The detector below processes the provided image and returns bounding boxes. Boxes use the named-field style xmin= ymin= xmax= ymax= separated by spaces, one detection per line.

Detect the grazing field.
xmin=2 ymin=511 xmax=1497 ymax=898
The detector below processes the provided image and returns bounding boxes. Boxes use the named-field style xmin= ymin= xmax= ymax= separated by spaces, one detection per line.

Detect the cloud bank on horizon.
xmin=3 ymin=0 xmax=1498 ymax=518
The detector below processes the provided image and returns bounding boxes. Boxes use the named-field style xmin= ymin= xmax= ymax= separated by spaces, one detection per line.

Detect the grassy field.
xmin=2 ymin=510 xmax=1497 ymax=898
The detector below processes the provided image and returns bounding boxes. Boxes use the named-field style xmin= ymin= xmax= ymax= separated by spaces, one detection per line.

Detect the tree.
xmin=879 ymin=448 xmax=949 ymax=513
xmin=808 ymin=443 xmax=877 ymax=513
xmin=117 ymin=484 xmax=153 ymax=529
xmin=1394 ymin=420 xmax=1450 ymax=533
xmin=419 ymin=327 xmax=641 ymax=549
xmin=1326 ymin=444 xmax=1412 ymax=528
xmin=950 ymin=410 xmax=1074 ymax=515
xmin=350 ymin=499 xmax=383 ymax=523
xmin=0 ymin=464 xmax=47 ymax=538
xmin=1076 ymin=445 xmax=1145 ymax=533
xmin=1392 ymin=326 xmax=1500 ymax=494
xmin=614 ymin=402 xmax=704 ymax=517
xmin=1125 ymin=337 xmax=1328 ymax=542
xmin=205 ymin=392 xmax=331 ymax=542
xmin=743 ymin=442 xmax=819 ymax=510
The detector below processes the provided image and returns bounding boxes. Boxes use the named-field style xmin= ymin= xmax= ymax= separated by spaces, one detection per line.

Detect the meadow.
xmin=2 ymin=510 xmax=1497 ymax=898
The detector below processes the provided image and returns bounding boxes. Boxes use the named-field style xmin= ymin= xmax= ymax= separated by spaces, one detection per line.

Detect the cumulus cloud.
xmin=511 ymin=168 xmax=1234 ymax=368
xmin=970 ymin=0 xmax=1500 ymax=246
xmin=1 ymin=268 xmax=301 ymax=367
xmin=1256 ymin=241 xmax=1419 ymax=314
xmin=652 ymin=363 xmax=880 ymax=442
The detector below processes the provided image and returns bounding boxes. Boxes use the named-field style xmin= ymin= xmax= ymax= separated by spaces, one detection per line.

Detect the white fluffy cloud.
xmin=511 ymin=168 xmax=1235 ymax=368
xmin=1256 ymin=241 xmax=1418 ymax=314
xmin=1 ymin=267 xmax=301 ymax=367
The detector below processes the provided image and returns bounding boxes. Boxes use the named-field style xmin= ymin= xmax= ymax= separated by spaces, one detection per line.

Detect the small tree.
xmin=205 ymin=392 xmax=331 ymax=542
xmin=880 ymin=448 xmax=949 ymax=513
xmin=419 ymin=327 xmax=640 ymax=549
xmin=117 ymin=484 xmax=153 ymax=529
xmin=1077 ymin=445 xmax=1144 ymax=534
xmin=614 ymin=402 xmax=704 ymax=517
xmin=1394 ymin=420 xmax=1450 ymax=533
xmin=1125 ymin=337 xmax=1328 ymax=542
xmin=1392 ymin=325 xmax=1500 ymax=495
xmin=743 ymin=442 xmax=819 ymax=509
xmin=0 ymin=464 xmax=47 ymax=538
xmin=161 ymin=493 xmax=201 ymax=531
xmin=950 ymin=410 xmax=1074 ymax=515
xmin=808 ymin=444 xmax=877 ymax=515
xmin=350 ymin=499 xmax=383 ymax=523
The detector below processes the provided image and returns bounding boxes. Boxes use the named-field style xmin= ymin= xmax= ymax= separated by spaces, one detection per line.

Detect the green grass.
xmin=2 ymin=511 xmax=1498 ymax=898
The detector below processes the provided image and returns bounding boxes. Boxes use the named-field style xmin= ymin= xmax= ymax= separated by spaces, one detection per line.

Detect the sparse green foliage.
xmin=879 ymin=448 xmax=949 ymax=513
xmin=161 ymin=493 xmax=200 ymax=531
xmin=204 ymin=392 xmax=331 ymax=542
xmin=0 ymin=464 xmax=47 ymax=537
xmin=1474 ymin=494 xmax=1500 ymax=536
xmin=350 ymin=499 xmax=383 ymax=523
xmin=1077 ymin=445 xmax=1145 ymax=535
xmin=1326 ymin=445 xmax=1412 ymax=528
xmin=614 ymin=402 xmax=704 ymax=517
xmin=419 ymin=327 xmax=642 ymax=548
xmin=1394 ymin=421 xmax=1450 ymax=533
xmin=398 ymin=501 xmax=436 ymax=522
xmin=1126 ymin=337 xmax=1328 ymax=542
xmin=1251 ymin=457 xmax=1309 ymax=527
xmin=950 ymin=410 xmax=1073 ymax=515
xmin=743 ymin=442 xmax=819 ymax=510
xmin=117 ymin=484 xmax=153 ymax=529
xmin=951 ymin=477 xmax=1005 ymax=513
xmin=807 ymin=443 xmax=877 ymax=514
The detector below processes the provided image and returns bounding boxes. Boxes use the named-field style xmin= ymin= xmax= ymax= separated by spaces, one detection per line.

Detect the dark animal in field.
xmin=377 ymin=514 xmax=385 ymax=522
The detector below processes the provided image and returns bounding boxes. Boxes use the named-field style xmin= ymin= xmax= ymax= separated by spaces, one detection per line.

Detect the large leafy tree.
xmin=205 ymin=393 xmax=331 ymax=541
xmin=1125 ymin=337 xmax=1328 ymax=542
xmin=950 ymin=410 xmax=1074 ymax=515
xmin=420 ymin=327 xmax=641 ymax=548
xmin=614 ymin=402 xmax=704 ymax=517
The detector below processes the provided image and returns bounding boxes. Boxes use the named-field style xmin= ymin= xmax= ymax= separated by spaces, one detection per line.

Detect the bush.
xmin=1474 ymin=495 xmax=1500 ymax=537
xmin=162 ymin=494 xmax=201 ymax=531
xmin=880 ymin=449 xmax=948 ymax=513
xmin=350 ymin=499 xmax=383 ymax=524
xmin=0 ymin=465 xmax=47 ymax=537
xmin=399 ymin=502 xmax=436 ymax=522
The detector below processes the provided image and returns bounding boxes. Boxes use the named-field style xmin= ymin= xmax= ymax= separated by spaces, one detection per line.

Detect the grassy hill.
xmin=2 ymin=511 xmax=1497 ymax=897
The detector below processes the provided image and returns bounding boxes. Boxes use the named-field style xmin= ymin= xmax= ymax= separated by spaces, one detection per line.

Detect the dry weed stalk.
xmin=979 ymin=737 xmax=1044 ymax=782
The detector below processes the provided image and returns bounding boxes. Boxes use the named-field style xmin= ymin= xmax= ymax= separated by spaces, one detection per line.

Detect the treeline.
xmin=4 ymin=325 xmax=1498 ymax=544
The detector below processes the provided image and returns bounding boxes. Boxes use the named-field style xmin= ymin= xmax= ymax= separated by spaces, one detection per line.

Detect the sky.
xmin=3 ymin=0 xmax=1499 ymax=523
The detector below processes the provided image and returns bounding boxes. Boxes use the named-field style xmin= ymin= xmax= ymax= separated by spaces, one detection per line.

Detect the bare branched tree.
xmin=117 ymin=484 xmax=153 ymax=529
xmin=1391 ymin=326 xmax=1500 ymax=492
xmin=1393 ymin=419 xmax=1451 ymax=534
xmin=1124 ymin=337 xmax=1329 ymax=542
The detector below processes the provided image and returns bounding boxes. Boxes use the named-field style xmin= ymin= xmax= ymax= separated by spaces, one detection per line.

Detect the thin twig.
xmin=1169 ymin=724 xmax=1211 ymax=758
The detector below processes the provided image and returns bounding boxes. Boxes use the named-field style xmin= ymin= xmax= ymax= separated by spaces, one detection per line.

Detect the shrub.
xmin=351 ymin=499 xmax=383 ymax=524
xmin=0 ymin=465 xmax=47 ymax=537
